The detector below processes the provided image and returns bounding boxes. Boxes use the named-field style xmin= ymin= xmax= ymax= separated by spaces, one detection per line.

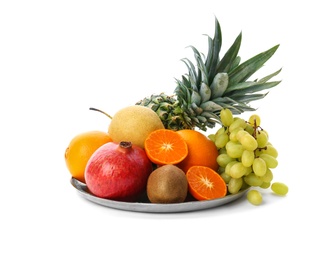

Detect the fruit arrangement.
xmin=65 ymin=18 xmax=288 ymax=208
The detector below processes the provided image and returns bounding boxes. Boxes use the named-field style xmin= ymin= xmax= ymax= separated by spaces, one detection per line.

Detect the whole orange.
xmin=64 ymin=131 xmax=112 ymax=183
xmin=176 ymin=129 xmax=219 ymax=173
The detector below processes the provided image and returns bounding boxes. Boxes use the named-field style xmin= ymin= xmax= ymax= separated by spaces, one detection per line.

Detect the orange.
xmin=64 ymin=131 xmax=112 ymax=183
xmin=186 ymin=166 xmax=227 ymax=200
xmin=144 ymin=129 xmax=188 ymax=165
xmin=176 ymin=129 xmax=219 ymax=173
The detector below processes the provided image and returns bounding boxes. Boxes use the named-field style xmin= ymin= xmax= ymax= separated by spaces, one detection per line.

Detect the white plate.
xmin=70 ymin=178 xmax=248 ymax=213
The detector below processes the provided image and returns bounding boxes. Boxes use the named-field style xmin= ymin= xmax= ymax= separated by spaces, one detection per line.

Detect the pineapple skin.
xmin=136 ymin=93 xmax=192 ymax=131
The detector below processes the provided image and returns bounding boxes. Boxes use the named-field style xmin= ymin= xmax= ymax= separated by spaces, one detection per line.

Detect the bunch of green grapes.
xmin=209 ymin=108 xmax=288 ymax=205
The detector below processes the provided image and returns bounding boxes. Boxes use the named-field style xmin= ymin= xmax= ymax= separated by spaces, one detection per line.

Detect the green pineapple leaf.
xmin=257 ymin=68 xmax=282 ymax=83
xmin=216 ymin=32 xmax=242 ymax=74
xmin=205 ymin=17 xmax=222 ymax=83
xmin=227 ymin=81 xmax=281 ymax=96
xmin=228 ymin=44 xmax=280 ymax=86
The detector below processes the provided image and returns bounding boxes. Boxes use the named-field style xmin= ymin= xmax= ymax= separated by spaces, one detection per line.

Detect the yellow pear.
xmin=108 ymin=105 xmax=164 ymax=148
xmin=90 ymin=105 xmax=164 ymax=149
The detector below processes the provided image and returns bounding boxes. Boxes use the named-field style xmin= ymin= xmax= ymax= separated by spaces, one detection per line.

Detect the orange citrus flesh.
xmin=186 ymin=165 xmax=227 ymax=201
xmin=144 ymin=129 xmax=188 ymax=165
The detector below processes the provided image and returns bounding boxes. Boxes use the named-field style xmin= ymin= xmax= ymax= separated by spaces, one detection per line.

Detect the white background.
xmin=1 ymin=0 xmax=332 ymax=259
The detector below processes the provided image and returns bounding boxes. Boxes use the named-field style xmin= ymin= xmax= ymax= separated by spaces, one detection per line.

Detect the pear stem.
xmin=89 ymin=107 xmax=113 ymax=119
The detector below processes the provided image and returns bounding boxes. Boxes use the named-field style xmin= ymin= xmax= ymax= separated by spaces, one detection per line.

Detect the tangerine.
xmin=65 ymin=131 xmax=112 ymax=183
xmin=186 ymin=166 xmax=227 ymax=200
xmin=176 ymin=129 xmax=219 ymax=173
xmin=144 ymin=129 xmax=188 ymax=165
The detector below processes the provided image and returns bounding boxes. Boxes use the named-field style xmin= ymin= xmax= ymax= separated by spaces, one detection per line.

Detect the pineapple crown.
xmin=175 ymin=17 xmax=282 ymax=131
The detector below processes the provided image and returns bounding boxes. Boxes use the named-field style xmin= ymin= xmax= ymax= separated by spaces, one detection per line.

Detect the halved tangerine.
xmin=144 ymin=129 xmax=188 ymax=165
xmin=186 ymin=166 xmax=227 ymax=200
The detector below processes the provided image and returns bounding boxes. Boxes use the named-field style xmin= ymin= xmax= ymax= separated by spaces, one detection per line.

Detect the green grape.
xmin=254 ymin=148 xmax=263 ymax=158
xmin=243 ymin=173 xmax=264 ymax=186
xmin=220 ymin=108 xmax=234 ymax=126
xmin=229 ymin=162 xmax=248 ymax=178
xmin=248 ymin=114 xmax=261 ymax=127
xmin=271 ymin=182 xmax=289 ymax=195
xmin=228 ymin=177 xmax=243 ymax=194
xmin=260 ymin=182 xmax=271 ymax=189
xmin=244 ymin=166 xmax=252 ymax=176
xmin=240 ymin=133 xmax=258 ymax=151
xmin=241 ymin=150 xmax=255 ymax=167
xmin=262 ymin=145 xmax=278 ymax=158
xmin=217 ymin=153 xmax=234 ymax=168
xmin=247 ymin=189 xmax=263 ymax=205
xmin=245 ymin=124 xmax=254 ymax=135
xmin=259 ymin=154 xmax=278 ymax=169
xmin=236 ymin=129 xmax=248 ymax=142
xmin=229 ymin=127 xmax=244 ymax=142
xmin=229 ymin=118 xmax=246 ymax=132
xmin=256 ymin=131 xmax=268 ymax=147
xmin=252 ymin=157 xmax=267 ymax=176
xmin=226 ymin=141 xmax=244 ymax=158
xmin=215 ymin=133 xmax=229 ymax=149
xmin=241 ymin=180 xmax=250 ymax=190
xmin=225 ymin=161 xmax=238 ymax=176
xmin=215 ymin=127 xmax=226 ymax=136
xmin=261 ymin=129 xmax=269 ymax=139
xmin=259 ymin=168 xmax=273 ymax=183
xmin=208 ymin=134 xmax=216 ymax=142
xmin=220 ymin=172 xmax=231 ymax=184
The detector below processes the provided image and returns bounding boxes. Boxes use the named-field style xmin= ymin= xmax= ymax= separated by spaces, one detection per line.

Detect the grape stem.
xmin=253 ymin=119 xmax=257 ymax=139
xmin=246 ymin=119 xmax=266 ymax=157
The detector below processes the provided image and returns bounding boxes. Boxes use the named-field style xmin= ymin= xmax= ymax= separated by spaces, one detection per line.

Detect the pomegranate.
xmin=85 ymin=141 xmax=153 ymax=201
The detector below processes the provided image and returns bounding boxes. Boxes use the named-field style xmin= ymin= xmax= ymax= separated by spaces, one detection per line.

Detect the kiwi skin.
xmin=147 ymin=165 xmax=188 ymax=204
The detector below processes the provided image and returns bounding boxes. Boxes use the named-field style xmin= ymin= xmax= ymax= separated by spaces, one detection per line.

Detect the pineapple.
xmin=136 ymin=18 xmax=281 ymax=131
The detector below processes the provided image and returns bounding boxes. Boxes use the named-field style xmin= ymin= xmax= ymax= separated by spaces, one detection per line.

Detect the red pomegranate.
xmin=85 ymin=141 xmax=153 ymax=201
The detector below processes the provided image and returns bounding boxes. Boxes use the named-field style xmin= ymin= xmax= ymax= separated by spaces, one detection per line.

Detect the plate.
xmin=70 ymin=178 xmax=249 ymax=213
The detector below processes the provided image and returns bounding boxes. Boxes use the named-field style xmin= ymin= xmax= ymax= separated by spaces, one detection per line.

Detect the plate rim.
xmin=70 ymin=177 xmax=249 ymax=213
